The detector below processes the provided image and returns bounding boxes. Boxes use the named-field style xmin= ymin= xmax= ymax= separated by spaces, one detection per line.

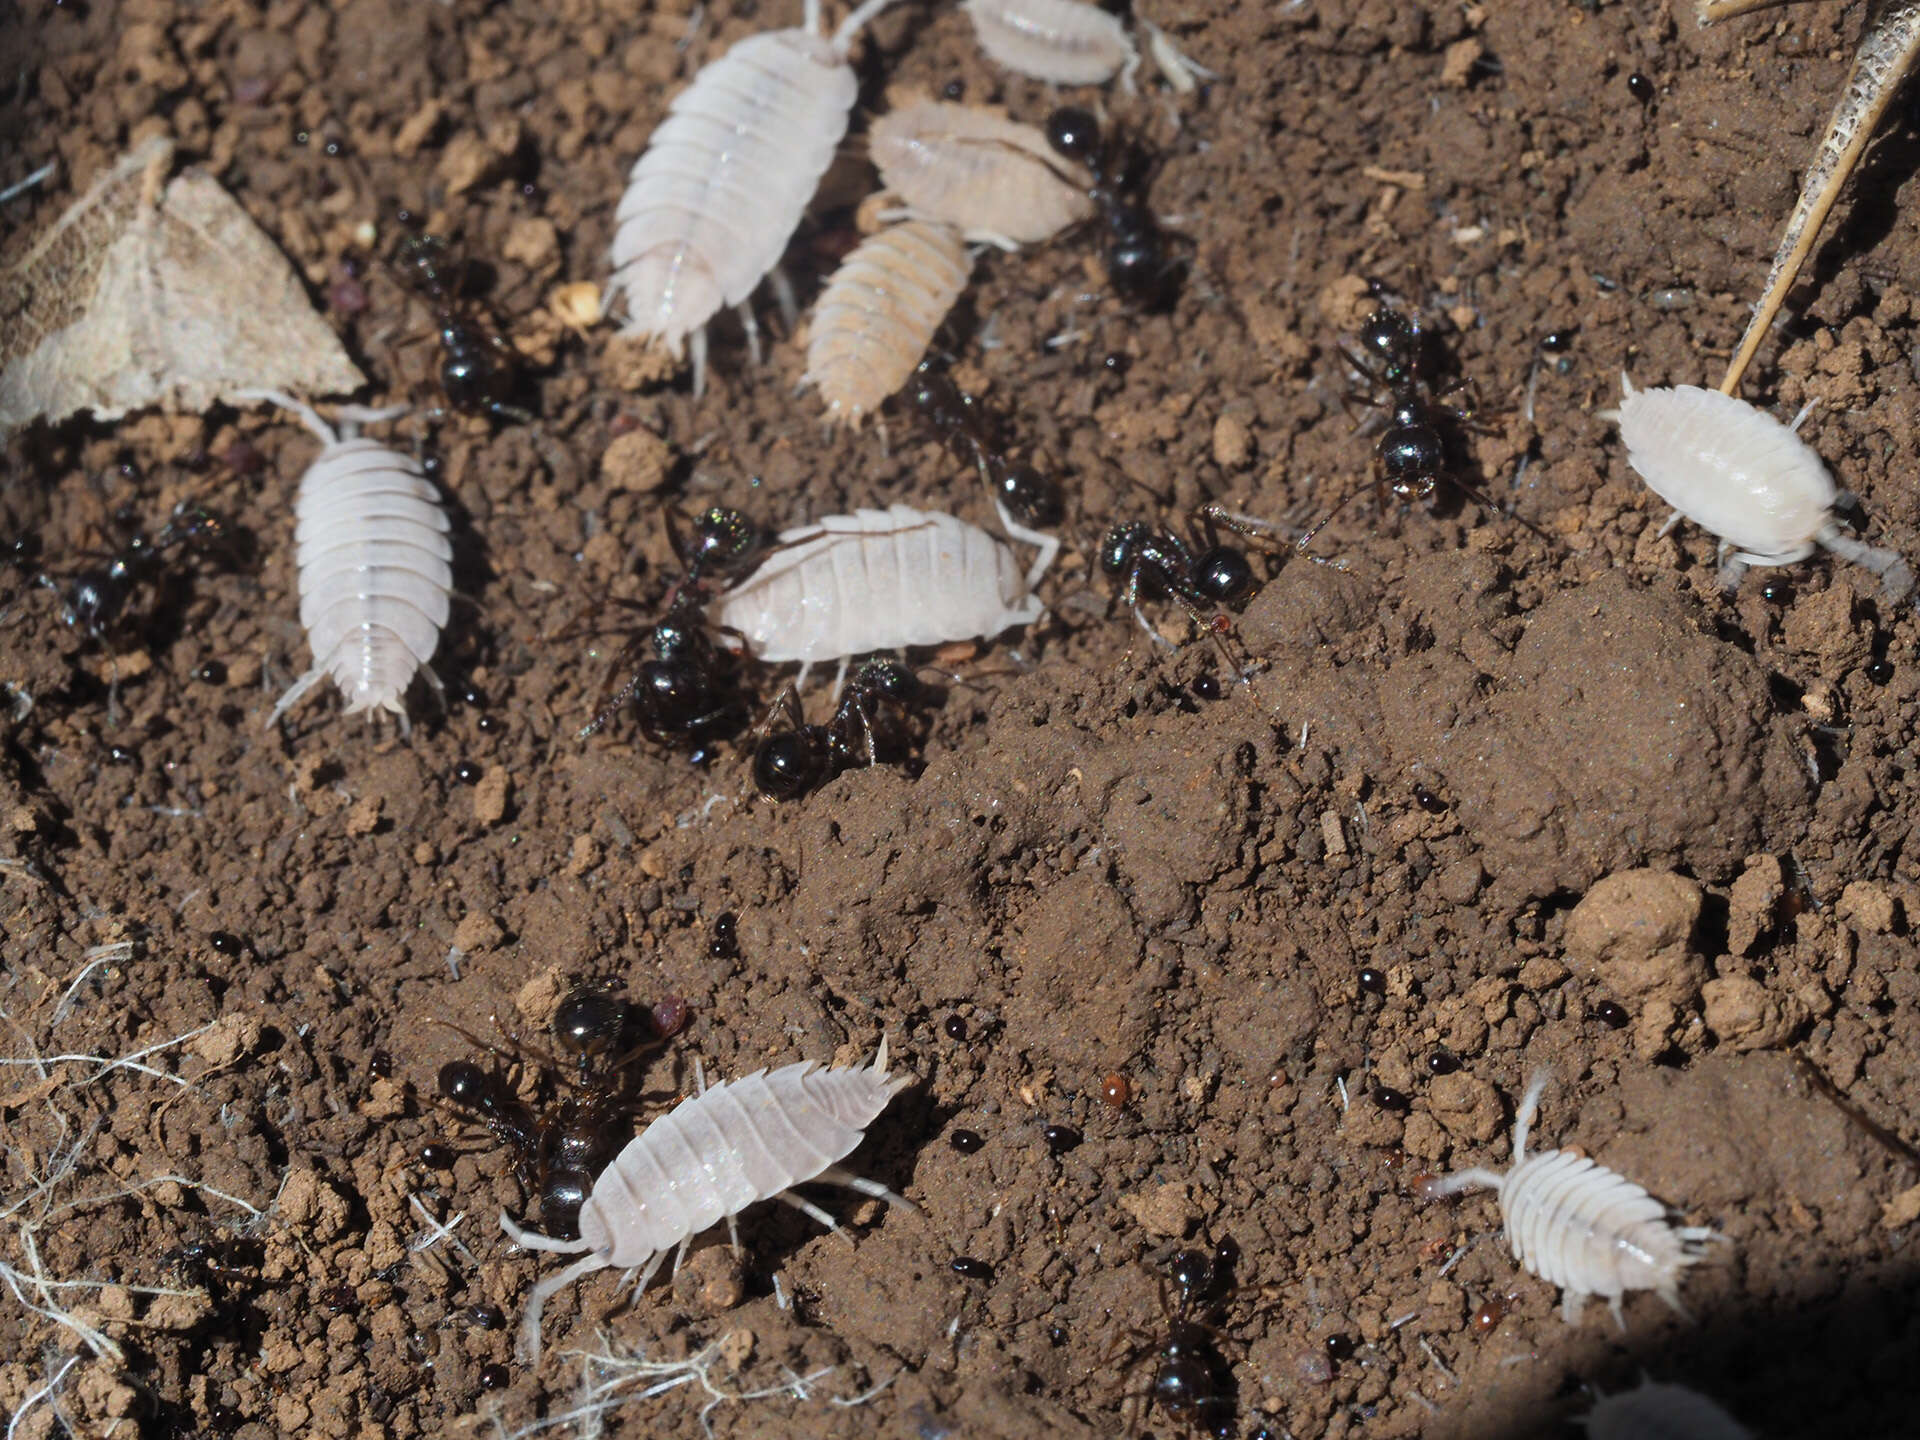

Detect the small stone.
xmin=1727 ymin=854 xmax=1786 ymax=955
xmin=1440 ymin=35 xmax=1483 ymax=87
xmin=189 ymin=1014 xmax=262 ymax=1068
xmin=1211 ymin=411 xmax=1253 ymax=470
xmin=453 ymin=911 xmax=504 ymax=953
xmin=1518 ymin=953 xmax=1569 ymax=989
xmin=1837 ymin=881 xmax=1900 ymax=935
xmin=1425 ymin=1071 xmax=1502 ymax=1142
xmin=434 ymin=131 xmax=494 ymax=196
xmin=392 ymin=99 xmax=445 ymax=157
xmin=345 ymin=793 xmax=383 ymax=837
xmin=1882 ymin=1182 xmax=1920 ymax=1229
xmin=412 ymin=841 xmax=438 ymax=866
xmin=1119 ymin=1180 xmax=1198 ymax=1238
xmin=601 ymin=427 xmax=673 ymax=493
xmin=514 ymin=967 xmax=566 ymax=1030
xmin=1703 ymin=976 xmax=1806 ymax=1052
xmin=567 ymin=833 xmax=603 ymax=876
xmin=473 ymin=767 xmax=512 ymax=826
xmin=145 ymin=1290 xmax=214 ymax=1330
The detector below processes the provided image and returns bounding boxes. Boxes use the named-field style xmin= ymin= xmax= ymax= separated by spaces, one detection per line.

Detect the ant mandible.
xmin=1045 ymin=107 xmax=1181 ymax=310
xmin=1297 ymin=282 xmax=1555 ymax=555
xmin=393 ymin=233 xmax=535 ymax=425
xmin=751 ymin=658 xmax=925 ymax=802
xmin=576 ymin=507 xmax=763 ymax=749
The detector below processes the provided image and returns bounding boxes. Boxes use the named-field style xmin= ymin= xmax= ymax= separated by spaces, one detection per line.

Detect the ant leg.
xmin=1294 ymin=477 xmax=1373 ymax=564
xmin=1444 ymin=472 xmax=1559 ymax=548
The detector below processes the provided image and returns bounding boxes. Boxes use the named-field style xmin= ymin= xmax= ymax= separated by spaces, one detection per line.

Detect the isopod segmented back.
xmin=869 ymin=99 xmax=1093 ymax=248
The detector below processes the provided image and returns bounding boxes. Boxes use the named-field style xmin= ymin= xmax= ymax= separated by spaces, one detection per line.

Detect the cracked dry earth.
xmin=4 ymin=0 xmax=1920 ymax=1438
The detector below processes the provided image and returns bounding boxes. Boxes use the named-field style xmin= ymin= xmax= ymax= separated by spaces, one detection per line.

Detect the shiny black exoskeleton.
xmin=1297 ymin=284 xmax=1553 ymax=555
xmin=1100 ymin=505 xmax=1258 ymax=641
xmin=578 ymin=507 xmax=761 ymax=746
xmin=11 ymin=502 xmax=235 ymax=642
xmin=394 ymin=233 xmax=532 ymax=424
xmin=752 ymin=659 xmax=923 ymax=802
xmin=907 ymin=356 xmax=1064 ymax=531
xmin=435 ymin=985 xmax=658 ymax=1237
xmin=1045 ymin=107 xmax=1179 ymax=309
xmin=1134 ymin=1241 xmax=1240 ymax=1437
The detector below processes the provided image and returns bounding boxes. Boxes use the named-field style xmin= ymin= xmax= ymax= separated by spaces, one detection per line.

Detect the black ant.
xmin=1116 ymin=1241 xmax=1240 ymax=1437
xmin=435 ymin=984 xmax=659 ymax=1237
xmin=393 ymin=233 xmax=534 ymax=425
xmin=907 ymin=355 xmax=1065 ymax=536
xmin=1297 ymin=283 xmax=1555 ymax=555
xmin=576 ymin=507 xmax=763 ymax=749
xmin=7 ymin=502 xmax=236 ymax=641
xmin=1099 ymin=503 xmax=1264 ymax=646
xmin=751 ymin=658 xmax=925 ymax=801
xmin=1045 ymin=107 xmax=1181 ymax=309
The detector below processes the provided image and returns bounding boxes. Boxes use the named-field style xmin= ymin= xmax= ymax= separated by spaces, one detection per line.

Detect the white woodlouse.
xmin=500 ymin=1039 xmax=912 ymax=1360
xmin=802 ymin=220 xmax=972 ymax=427
xmin=1576 ymin=1377 xmax=1753 ymax=1440
xmin=606 ymin=0 xmax=900 ymax=397
xmin=1422 ymin=1072 xmax=1724 ymax=1327
xmin=963 ymin=0 xmax=1140 ymax=89
xmin=709 ymin=503 xmax=1059 ymax=689
xmin=240 ymin=390 xmax=452 ymax=733
xmin=868 ymin=99 xmax=1093 ymax=250
xmin=1606 ymin=375 xmax=1915 ymax=601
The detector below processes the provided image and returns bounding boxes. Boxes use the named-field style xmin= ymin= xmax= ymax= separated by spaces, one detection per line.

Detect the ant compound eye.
xmin=438 ymin=1061 xmax=491 ymax=1109
xmin=1045 ymin=106 xmax=1100 ymax=160
xmin=1195 ymin=547 xmax=1254 ymax=604
xmin=1099 ymin=524 xmax=1140 ymax=576
xmin=754 ymin=734 xmax=821 ymax=802
xmin=998 ymin=465 xmax=1063 ymax=528
xmin=553 ymin=989 xmax=626 ymax=1057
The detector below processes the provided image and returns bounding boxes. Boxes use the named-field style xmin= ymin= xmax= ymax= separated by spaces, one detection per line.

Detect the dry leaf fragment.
xmin=0 ymin=136 xmax=364 ymax=439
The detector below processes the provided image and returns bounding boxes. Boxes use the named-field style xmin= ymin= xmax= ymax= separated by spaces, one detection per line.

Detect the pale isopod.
xmin=240 ymin=390 xmax=452 ymax=733
xmin=1422 ymin=1072 xmax=1724 ymax=1328
xmin=606 ymin=0 xmax=900 ymax=397
xmin=1576 ymin=1377 xmax=1753 ymax=1440
xmin=802 ymin=220 xmax=972 ymax=427
xmin=868 ymin=99 xmax=1093 ymax=250
xmin=1607 ymin=375 xmax=1914 ymax=601
xmin=962 ymin=0 xmax=1139 ymax=89
xmin=500 ymin=1038 xmax=912 ymax=1360
xmin=709 ymin=503 xmax=1059 ymax=689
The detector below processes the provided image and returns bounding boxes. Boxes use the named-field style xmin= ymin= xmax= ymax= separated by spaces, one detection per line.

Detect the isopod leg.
xmin=1715 ymin=548 xmax=1750 ymax=592
xmin=772 ymin=1187 xmax=847 ymax=1239
xmin=737 ymin=302 xmax=763 ymax=368
xmin=1418 ymin=1167 xmax=1507 ymax=1199
xmin=829 ymin=655 xmax=850 ymax=705
xmin=266 ymin=666 xmax=328 ymax=731
xmin=1819 ymin=529 xmax=1916 ymax=603
xmin=1656 ymin=509 xmax=1683 ymax=540
xmin=767 ymin=265 xmax=799 ymax=338
xmin=516 ymin=1250 xmax=612 ymax=1363
xmin=1561 ymin=1288 xmax=1589 ymax=1328
xmin=691 ymin=326 xmax=709 ymax=402
xmin=831 ymin=0 xmax=903 ymax=53
xmin=817 ymin=1163 xmax=919 ymax=1214
xmin=499 ymin=1208 xmax=597 ymax=1255
xmin=993 ymin=497 xmax=1061 ymax=593
xmin=232 ymin=388 xmax=338 ymax=447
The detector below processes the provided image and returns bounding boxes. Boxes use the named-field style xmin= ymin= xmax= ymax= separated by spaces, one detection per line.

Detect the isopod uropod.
xmin=500 ymin=1039 xmax=913 ymax=1360
xmin=1607 ymin=375 xmax=1914 ymax=601
xmin=868 ymin=98 xmax=1093 ymax=250
xmin=802 ymin=220 xmax=972 ymax=427
xmin=240 ymin=390 xmax=453 ymax=734
xmin=1422 ymin=1072 xmax=1724 ymax=1328
xmin=709 ymin=503 xmax=1059 ymax=689
xmin=606 ymin=0 xmax=900 ymax=397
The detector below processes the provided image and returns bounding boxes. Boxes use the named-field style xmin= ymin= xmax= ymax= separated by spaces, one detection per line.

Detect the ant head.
xmin=552 ymin=988 xmax=627 ymax=1061
xmin=1045 ymin=106 xmax=1102 ymax=163
xmin=754 ymin=730 xmax=828 ymax=802
xmin=686 ymin=507 xmax=760 ymax=575
xmin=162 ymin=502 xmax=231 ymax=555
xmin=1100 ymin=521 xmax=1149 ymax=577
xmin=1168 ymin=1248 xmax=1215 ymax=1306
xmin=438 ymin=1060 xmax=496 ymax=1112
xmin=1358 ymin=305 xmax=1419 ymax=382
xmin=540 ymin=1169 xmax=590 ymax=1237
xmin=1193 ymin=546 xmax=1254 ymax=606
xmin=998 ymin=464 xmax=1064 ymax=529
xmin=854 ymin=659 xmax=919 ymax=704
xmin=632 ymin=657 xmax=713 ymax=731
xmin=394 ymin=232 xmax=449 ymax=282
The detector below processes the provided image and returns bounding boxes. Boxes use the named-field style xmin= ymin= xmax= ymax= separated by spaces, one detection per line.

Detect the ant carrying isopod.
xmin=574 ymin=506 xmax=764 ymax=752
xmin=1045 ymin=106 xmax=1183 ymax=309
xmin=1297 ymin=282 xmax=1555 ymax=557
xmin=1111 ymin=1239 xmax=1241 ymax=1437
xmin=750 ymin=658 xmax=928 ymax=801
xmin=435 ymin=984 xmax=667 ymax=1238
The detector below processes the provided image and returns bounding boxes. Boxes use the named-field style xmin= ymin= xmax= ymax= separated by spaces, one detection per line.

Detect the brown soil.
xmin=4 ymin=1 xmax=1920 ymax=1438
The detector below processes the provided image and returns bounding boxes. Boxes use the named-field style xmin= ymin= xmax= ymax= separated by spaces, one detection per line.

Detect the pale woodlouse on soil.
xmin=868 ymin=98 xmax=1093 ymax=250
xmin=1422 ymin=1072 xmax=1724 ymax=1327
xmin=709 ymin=502 xmax=1059 ymax=690
xmin=802 ymin=220 xmax=972 ymax=427
xmin=1605 ymin=375 xmax=1915 ymax=601
xmin=606 ymin=0 xmax=901 ymax=397
xmin=961 ymin=0 xmax=1209 ymax=94
xmin=500 ymin=1038 xmax=912 ymax=1360
xmin=240 ymin=390 xmax=452 ymax=734
xmin=1576 ymin=1376 xmax=1753 ymax=1440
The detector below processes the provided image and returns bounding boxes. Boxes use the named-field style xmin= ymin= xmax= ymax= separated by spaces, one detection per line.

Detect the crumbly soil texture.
xmin=4 ymin=1 xmax=1920 ymax=1438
